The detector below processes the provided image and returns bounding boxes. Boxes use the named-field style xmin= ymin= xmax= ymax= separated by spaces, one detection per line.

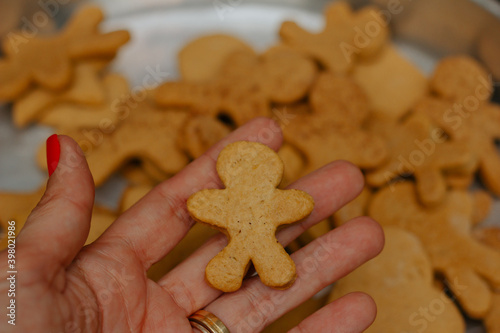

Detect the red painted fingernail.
xmin=46 ymin=134 xmax=60 ymax=177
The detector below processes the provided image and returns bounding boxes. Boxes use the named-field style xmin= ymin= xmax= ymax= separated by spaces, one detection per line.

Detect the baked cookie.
xmin=329 ymin=226 xmax=465 ymax=333
xmin=187 ymin=141 xmax=314 ymax=292
xmin=279 ymin=1 xmax=389 ymax=74
xmin=369 ymin=182 xmax=500 ymax=318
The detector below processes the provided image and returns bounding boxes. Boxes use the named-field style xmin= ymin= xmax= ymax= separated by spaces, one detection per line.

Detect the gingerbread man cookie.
xmin=329 ymin=227 xmax=465 ymax=333
xmin=369 ymin=182 xmax=500 ymax=318
xmin=12 ymin=61 xmax=107 ymax=127
xmin=38 ymin=73 xmax=129 ymax=130
xmin=414 ymin=97 xmax=500 ymax=196
xmin=0 ymin=5 xmax=129 ymax=101
xmin=187 ymin=141 xmax=314 ymax=292
xmin=156 ymin=48 xmax=317 ymax=126
xmin=282 ymin=112 xmax=388 ymax=176
xmin=366 ymin=112 xmax=474 ymax=206
xmin=279 ymin=1 xmax=389 ymax=74
xmin=308 ymin=72 xmax=370 ymax=126
xmin=178 ymin=34 xmax=255 ymax=83
xmin=38 ymin=92 xmax=189 ymax=186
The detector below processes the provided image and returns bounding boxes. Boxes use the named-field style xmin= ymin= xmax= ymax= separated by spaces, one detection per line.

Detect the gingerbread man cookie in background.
xmin=0 ymin=5 xmax=130 ymax=101
xmin=12 ymin=61 xmax=107 ymax=127
xmin=369 ymin=182 xmax=500 ymax=319
xmin=414 ymin=56 xmax=500 ymax=195
xmin=38 ymin=92 xmax=190 ymax=186
xmin=365 ymin=112 xmax=474 ymax=207
xmin=329 ymin=227 xmax=465 ymax=333
xmin=155 ymin=46 xmax=317 ymax=126
xmin=187 ymin=141 xmax=314 ymax=292
xmin=279 ymin=1 xmax=389 ymax=74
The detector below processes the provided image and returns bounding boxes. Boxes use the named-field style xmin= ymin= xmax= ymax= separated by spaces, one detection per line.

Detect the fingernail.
xmin=46 ymin=134 xmax=60 ymax=176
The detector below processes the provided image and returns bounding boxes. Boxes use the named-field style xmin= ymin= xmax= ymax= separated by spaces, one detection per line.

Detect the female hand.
xmin=0 ymin=118 xmax=384 ymax=332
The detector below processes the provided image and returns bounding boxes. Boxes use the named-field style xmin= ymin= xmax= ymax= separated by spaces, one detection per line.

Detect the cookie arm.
xmin=187 ymin=190 xmax=229 ymax=229
xmin=272 ymin=189 xmax=314 ymax=227
xmin=68 ymin=31 xmax=131 ymax=59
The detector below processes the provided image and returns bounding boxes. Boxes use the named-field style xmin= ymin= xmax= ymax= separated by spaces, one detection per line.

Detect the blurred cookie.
xmin=329 ymin=226 xmax=465 ymax=333
xmin=179 ymin=34 xmax=255 ymax=82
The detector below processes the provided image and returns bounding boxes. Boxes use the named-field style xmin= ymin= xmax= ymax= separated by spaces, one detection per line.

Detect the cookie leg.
xmin=415 ymin=167 xmax=446 ymax=206
xmin=205 ymin=240 xmax=251 ymax=293
xmin=251 ymin=237 xmax=296 ymax=289
xmin=443 ymin=266 xmax=492 ymax=318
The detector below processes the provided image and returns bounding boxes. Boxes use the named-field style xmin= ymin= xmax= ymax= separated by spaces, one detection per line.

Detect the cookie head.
xmin=217 ymin=141 xmax=283 ymax=189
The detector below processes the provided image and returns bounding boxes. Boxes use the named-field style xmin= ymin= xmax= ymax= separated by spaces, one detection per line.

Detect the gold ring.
xmin=188 ymin=310 xmax=230 ymax=333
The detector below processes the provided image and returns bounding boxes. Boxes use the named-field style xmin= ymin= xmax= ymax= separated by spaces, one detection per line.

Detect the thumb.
xmin=17 ymin=134 xmax=95 ymax=271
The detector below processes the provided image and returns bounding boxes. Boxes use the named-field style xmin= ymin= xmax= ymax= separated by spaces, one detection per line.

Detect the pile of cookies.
xmin=1 ymin=2 xmax=500 ymax=332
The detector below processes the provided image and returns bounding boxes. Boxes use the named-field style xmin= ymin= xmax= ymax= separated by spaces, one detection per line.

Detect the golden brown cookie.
xmin=366 ymin=112 xmax=474 ymax=206
xmin=178 ymin=34 xmax=255 ymax=82
xmin=180 ymin=115 xmax=231 ymax=159
xmin=0 ymin=5 xmax=130 ymax=101
xmin=369 ymin=182 xmax=500 ymax=318
xmin=444 ymin=171 xmax=474 ymax=190
xmin=352 ymin=44 xmax=428 ymax=120
xmin=187 ymin=141 xmax=314 ymax=292
xmin=430 ymin=55 xmax=493 ymax=102
xmin=39 ymin=93 xmax=190 ymax=186
xmin=329 ymin=227 xmax=465 ymax=333
xmin=309 ymin=72 xmax=370 ymax=126
xmin=282 ymin=113 xmax=388 ymax=176
xmin=414 ymin=97 xmax=500 ymax=196
xmin=156 ymin=48 xmax=317 ymax=126
xmin=12 ymin=61 xmax=107 ymax=127
xmin=38 ymin=73 xmax=129 ymax=130
xmin=279 ymin=1 xmax=389 ymax=74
